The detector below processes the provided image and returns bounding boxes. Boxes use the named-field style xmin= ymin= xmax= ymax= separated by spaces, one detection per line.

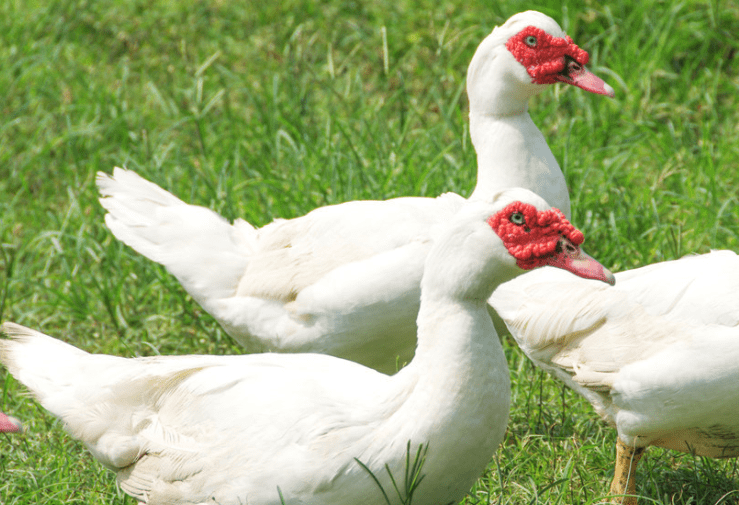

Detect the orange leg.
xmin=609 ymin=437 xmax=646 ymax=505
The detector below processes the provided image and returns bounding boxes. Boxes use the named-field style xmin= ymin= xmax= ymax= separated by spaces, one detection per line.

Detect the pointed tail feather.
xmin=0 ymin=322 xmax=139 ymax=442
xmin=0 ymin=322 xmax=93 ymax=406
xmin=0 ymin=322 xmax=135 ymax=466
xmin=0 ymin=322 xmax=209 ymax=469
xmin=97 ymin=167 xmax=256 ymax=305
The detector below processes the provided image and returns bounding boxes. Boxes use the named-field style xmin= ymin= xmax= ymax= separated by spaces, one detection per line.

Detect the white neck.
xmin=409 ymin=294 xmax=504 ymax=382
xmin=468 ymin=109 xmax=571 ymax=219
xmin=376 ymin=292 xmax=509 ymax=502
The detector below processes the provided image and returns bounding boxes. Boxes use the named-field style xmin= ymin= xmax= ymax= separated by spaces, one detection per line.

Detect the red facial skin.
xmin=488 ymin=201 xmax=583 ymax=269
xmin=505 ymin=26 xmax=589 ymax=84
xmin=505 ymin=26 xmax=615 ymax=97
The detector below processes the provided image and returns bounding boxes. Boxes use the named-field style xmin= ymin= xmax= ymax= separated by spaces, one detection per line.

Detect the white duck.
xmin=0 ymin=411 xmax=22 ymax=433
xmin=98 ymin=11 xmax=613 ymax=373
xmin=1 ymin=190 xmax=614 ymax=505
xmin=490 ymin=250 xmax=739 ymax=504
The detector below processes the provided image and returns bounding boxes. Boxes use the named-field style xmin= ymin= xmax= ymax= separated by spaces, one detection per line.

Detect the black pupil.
xmin=526 ymin=36 xmax=536 ymax=46
xmin=510 ymin=212 xmax=525 ymax=225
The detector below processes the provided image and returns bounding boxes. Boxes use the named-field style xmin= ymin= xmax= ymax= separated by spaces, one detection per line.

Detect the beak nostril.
xmin=561 ymin=240 xmax=577 ymax=254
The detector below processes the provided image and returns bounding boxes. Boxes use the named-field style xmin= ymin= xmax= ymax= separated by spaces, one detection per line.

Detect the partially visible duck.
xmin=0 ymin=411 xmax=21 ymax=433
xmin=490 ymin=250 xmax=739 ymax=504
xmin=98 ymin=11 xmax=613 ymax=373
xmin=1 ymin=190 xmax=614 ymax=505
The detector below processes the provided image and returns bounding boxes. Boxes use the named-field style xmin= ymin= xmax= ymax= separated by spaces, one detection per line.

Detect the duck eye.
xmin=509 ymin=212 xmax=526 ymax=225
xmin=524 ymin=35 xmax=537 ymax=47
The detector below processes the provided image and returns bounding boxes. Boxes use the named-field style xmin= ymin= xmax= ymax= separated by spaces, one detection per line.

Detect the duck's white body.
xmin=1 ymin=191 xmax=613 ymax=505
xmin=490 ymin=250 xmax=739 ymax=502
xmin=98 ymin=11 xmax=613 ymax=373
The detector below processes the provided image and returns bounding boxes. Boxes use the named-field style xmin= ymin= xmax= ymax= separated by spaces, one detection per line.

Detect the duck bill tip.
xmin=544 ymin=244 xmax=616 ymax=286
xmin=556 ymin=66 xmax=615 ymax=98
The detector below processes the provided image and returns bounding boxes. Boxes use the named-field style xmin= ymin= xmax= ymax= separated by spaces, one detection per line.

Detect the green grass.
xmin=1 ymin=0 xmax=738 ymax=503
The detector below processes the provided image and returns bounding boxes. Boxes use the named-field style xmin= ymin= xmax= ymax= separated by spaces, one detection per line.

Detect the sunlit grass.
xmin=1 ymin=0 xmax=738 ymax=503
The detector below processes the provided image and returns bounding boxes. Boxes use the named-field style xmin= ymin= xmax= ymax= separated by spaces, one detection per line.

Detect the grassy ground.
xmin=1 ymin=0 xmax=738 ymax=503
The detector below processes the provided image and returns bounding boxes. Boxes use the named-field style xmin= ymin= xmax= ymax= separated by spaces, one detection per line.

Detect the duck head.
xmin=423 ymin=189 xmax=615 ymax=302
xmin=467 ymin=11 xmax=614 ymax=116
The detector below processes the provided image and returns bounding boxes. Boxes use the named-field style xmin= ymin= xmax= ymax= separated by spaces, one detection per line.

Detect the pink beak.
xmin=543 ymin=237 xmax=616 ymax=285
xmin=0 ymin=411 xmax=22 ymax=433
xmin=556 ymin=58 xmax=615 ymax=97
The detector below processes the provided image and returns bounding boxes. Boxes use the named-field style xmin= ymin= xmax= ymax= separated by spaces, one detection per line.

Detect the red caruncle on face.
xmin=487 ymin=202 xmax=584 ymax=270
xmin=505 ymin=26 xmax=590 ymax=84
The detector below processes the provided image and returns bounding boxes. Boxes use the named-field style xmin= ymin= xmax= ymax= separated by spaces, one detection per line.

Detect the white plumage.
xmin=98 ymin=11 xmax=613 ymax=373
xmin=490 ymin=250 xmax=739 ymax=504
xmin=1 ymin=190 xmax=614 ymax=505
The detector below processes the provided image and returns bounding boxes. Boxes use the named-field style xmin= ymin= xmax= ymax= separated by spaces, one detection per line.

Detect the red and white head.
xmin=467 ymin=11 xmax=614 ymax=112
xmin=423 ymin=188 xmax=614 ymax=301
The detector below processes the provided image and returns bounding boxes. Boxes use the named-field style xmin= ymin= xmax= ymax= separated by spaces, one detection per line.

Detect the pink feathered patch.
xmin=505 ymin=26 xmax=589 ymax=84
xmin=488 ymin=202 xmax=584 ymax=270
